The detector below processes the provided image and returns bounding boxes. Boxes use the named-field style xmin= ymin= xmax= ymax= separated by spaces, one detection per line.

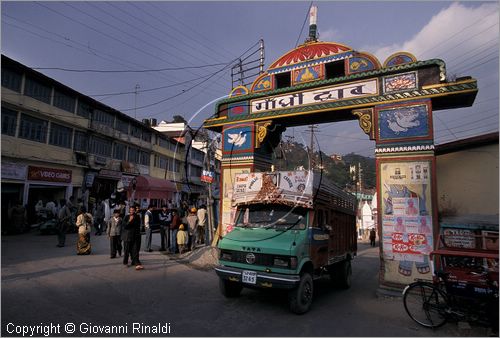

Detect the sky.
xmin=2 ymin=1 xmax=498 ymax=157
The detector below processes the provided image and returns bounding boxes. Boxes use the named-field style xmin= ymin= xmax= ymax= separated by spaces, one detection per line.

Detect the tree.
xmin=172 ymin=115 xmax=187 ymax=124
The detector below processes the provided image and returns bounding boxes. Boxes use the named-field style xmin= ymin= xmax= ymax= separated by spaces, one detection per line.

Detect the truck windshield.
xmin=235 ymin=205 xmax=307 ymax=230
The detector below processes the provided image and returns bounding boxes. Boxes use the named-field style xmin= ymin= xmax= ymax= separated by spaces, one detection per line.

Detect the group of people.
xmin=145 ymin=204 xmax=207 ymax=255
xmin=64 ymin=200 xmax=208 ymax=271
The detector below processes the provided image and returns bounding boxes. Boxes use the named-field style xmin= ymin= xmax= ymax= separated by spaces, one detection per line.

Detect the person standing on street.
xmin=107 ymin=209 xmax=122 ymax=258
xmin=94 ymin=199 xmax=105 ymax=236
xmin=56 ymin=199 xmax=71 ymax=247
xmin=122 ymin=205 xmax=143 ymax=270
xmin=176 ymin=224 xmax=188 ymax=254
xmin=144 ymin=204 xmax=154 ymax=252
xmin=369 ymin=228 xmax=376 ymax=247
xmin=197 ymin=205 xmax=207 ymax=245
xmin=158 ymin=205 xmax=171 ymax=252
xmin=169 ymin=209 xmax=181 ymax=254
xmin=75 ymin=207 xmax=93 ymax=255
xmin=186 ymin=207 xmax=199 ymax=251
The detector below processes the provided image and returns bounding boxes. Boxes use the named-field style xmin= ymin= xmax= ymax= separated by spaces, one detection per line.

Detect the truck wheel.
xmin=219 ymin=278 xmax=242 ymax=298
xmin=334 ymin=260 xmax=352 ymax=289
xmin=288 ymin=272 xmax=314 ymax=314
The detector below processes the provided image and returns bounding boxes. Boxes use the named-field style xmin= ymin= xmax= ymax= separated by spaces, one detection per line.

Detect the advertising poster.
xmin=381 ymin=161 xmax=434 ymax=274
xmin=221 ymin=167 xmax=250 ymax=235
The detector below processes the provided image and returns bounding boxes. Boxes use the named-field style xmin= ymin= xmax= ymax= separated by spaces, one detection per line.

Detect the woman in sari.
xmin=76 ymin=207 xmax=93 ymax=255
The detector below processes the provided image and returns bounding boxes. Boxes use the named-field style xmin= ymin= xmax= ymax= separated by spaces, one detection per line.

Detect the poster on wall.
xmin=381 ymin=160 xmax=434 ymax=275
xmin=221 ymin=167 xmax=250 ymax=235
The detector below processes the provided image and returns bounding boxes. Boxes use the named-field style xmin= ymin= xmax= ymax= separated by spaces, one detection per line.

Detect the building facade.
xmin=1 ymin=55 xmax=199 ymax=225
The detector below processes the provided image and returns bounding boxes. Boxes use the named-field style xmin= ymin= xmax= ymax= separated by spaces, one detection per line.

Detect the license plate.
xmin=242 ymin=270 xmax=257 ymax=284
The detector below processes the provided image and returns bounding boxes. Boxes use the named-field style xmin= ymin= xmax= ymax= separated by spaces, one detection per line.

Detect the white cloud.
xmin=319 ymin=28 xmax=343 ymax=42
xmin=369 ymin=2 xmax=499 ymax=70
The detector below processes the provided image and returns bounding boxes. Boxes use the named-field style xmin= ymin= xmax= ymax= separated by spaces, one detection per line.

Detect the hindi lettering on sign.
xmin=251 ymin=79 xmax=379 ymax=114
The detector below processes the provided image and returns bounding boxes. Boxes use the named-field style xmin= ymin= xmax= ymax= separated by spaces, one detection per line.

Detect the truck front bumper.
xmin=215 ymin=265 xmax=300 ymax=289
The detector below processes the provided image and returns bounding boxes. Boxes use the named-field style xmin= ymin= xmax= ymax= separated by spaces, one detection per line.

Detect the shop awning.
xmin=128 ymin=175 xmax=176 ymax=200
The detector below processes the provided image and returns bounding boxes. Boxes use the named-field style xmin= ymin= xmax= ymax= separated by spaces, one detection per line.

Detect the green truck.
xmin=215 ymin=170 xmax=357 ymax=314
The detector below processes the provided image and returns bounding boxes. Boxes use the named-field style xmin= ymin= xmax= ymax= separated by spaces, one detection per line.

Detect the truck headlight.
xmin=220 ymin=250 xmax=232 ymax=261
xmin=273 ymin=257 xmax=289 ymax=268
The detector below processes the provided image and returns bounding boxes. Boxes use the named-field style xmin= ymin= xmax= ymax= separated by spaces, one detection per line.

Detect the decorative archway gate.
xmin=203 ymin=20 xmax=477 ymax=290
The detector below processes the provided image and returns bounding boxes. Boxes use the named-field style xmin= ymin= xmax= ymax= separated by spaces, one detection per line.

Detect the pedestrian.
xmin=176 ymin=224 xmax=188 ymax=254
xmin=75 ymin=206 xmax=93 ymax=255
xmin=144 ymin=204 xmax=154 ymax=252
xmin=11 ymin=200 xmax=27 ymax=233
xmin=158 ymin=205 xmax=171 ymax=252
xmin=56 ymin=199 xmax=71 ymax=247
xmin=369 ymin=228 xmax=376 ymax=247
xmin=45 ymin=200 xmax=56 ymax=220
xmin=135 ymin=205 xmax=143 ymax=230
xmin=186 ymin=207 xmax=198 ymax=251
xmin=107 ymin=209 xmax=122 ymax=258
xmin=197 ymin=205 xmax=207 ymax=245
xmin=169 ymin=209 xmax=181 ymax=253
xmin=122 ymin=205 xmax=143 ymax=270
xmin=94 ymin=199 xmax=104 ymax=236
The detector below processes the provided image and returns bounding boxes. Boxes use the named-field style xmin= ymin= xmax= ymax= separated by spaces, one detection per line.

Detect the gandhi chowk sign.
xmin=250 ymin=79 xmax=378 ymax=113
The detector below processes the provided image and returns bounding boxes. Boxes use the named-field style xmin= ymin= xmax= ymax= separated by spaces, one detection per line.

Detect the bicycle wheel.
xmin=403 ymin=282 xmax=448 ymax=328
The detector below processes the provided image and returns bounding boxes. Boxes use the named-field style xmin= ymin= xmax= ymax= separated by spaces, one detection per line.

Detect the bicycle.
xmin=402 ymin=235 xmax=499 ymax=331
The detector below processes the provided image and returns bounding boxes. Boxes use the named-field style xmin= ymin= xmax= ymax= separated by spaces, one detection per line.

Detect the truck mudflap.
xmin=215 ymin=265 xmax=300 ymax=289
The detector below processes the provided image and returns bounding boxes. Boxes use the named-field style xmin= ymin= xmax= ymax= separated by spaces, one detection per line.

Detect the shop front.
xmin=127 ymin=175 xmax=176 ymax=209
xmin=25 ymin=165 xmax=81 ymax=226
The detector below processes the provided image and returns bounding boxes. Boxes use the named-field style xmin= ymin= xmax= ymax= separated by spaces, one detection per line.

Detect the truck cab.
xmin=215 ymin=170 xmax=357 ymax=314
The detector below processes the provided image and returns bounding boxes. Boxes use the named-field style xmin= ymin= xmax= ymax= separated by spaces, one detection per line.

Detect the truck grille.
xmin=221 ymin=250 xmax=275 ymax=266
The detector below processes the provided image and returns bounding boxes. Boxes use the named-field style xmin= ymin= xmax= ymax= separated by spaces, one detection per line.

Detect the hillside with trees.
xmin=273 ymin=141 xmax=375 ymax=190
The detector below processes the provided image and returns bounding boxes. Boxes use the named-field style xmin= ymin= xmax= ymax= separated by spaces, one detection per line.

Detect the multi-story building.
xmin=1 ymin=55 xmax=193 ymax=224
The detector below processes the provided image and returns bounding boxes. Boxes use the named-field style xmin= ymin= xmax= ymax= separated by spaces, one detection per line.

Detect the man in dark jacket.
xmin=122 ymin=205 xmax=143 ymax=270
xmin=169 ymin=209 xmax=181 ymax=254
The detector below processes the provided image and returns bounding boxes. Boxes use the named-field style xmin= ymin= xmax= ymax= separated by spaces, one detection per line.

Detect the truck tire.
xmin=219 ymin=278 xmax=242 ymax=298
xmin=334 ymin=259 xmax=352 ymax=289
xmin=288 ymin=272 xmax=314 ymax=314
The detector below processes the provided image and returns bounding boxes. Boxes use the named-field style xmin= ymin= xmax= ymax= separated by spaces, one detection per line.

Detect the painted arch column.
xmin=354 ymin=99 xmax=439 ymax=290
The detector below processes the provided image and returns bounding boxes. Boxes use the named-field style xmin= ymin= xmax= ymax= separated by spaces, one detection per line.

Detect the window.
xmin=53 ymin=89 xmax=76 ymax=113
xmin=130 ymin=124 xmax=142 ymax=139
xmin=142 ymin=130 xmax=151 ymax=143
xmin=158 ymin=136 xmax=170 ymax=149
xmin=19 ymin=113 xmax=47 ymax=143
xmin=1 ymin=107 xmax=17 ymax=136
xmin=173 ymin=160 xmax=182 ymax=173
xmin=89 ymin=136 xmax=112 ymax=156
xmin=275 ymin=72 xmax=291 ymax=89
xmin=191 ymin=149 xmax=205 ymax=162
xmin=49 ymin=123 xmax=72 ymax=148
xmin=115 ymin=118 xmax=129 ymax=134
xmin=156 ymin=155 xmax=167 ymax=169
xmin=24 ymin=77 xmax=51 ymax=104
xmin=140 ymin=151 xmax=150 ymax=166
xmin=113 ymin=143 xmax=127 ymax=160
xmin=325 ymin=60 xmax=345 ymax=79
xmin=93 ymin=109 xmax=114 ymax=127
xmin=77 ymin=101 xmax=92 ymax=119
xmin=1 ymin=68 xmax=22 ymax=92
xmin=127 ymin=147 xmax=139 ymax=163
xmin=190 ymin=165 xmax=203 ymax=178
xmin=74 ymin=130 xmax=88 ymax=152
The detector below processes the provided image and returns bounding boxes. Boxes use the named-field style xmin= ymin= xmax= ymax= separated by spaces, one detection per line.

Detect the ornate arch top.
xmin=268 ymin=41 xmax=353 ymax=72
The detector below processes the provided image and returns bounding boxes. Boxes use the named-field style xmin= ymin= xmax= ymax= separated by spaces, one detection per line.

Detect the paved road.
xmin=1 ymin=231 xmax=490 ymax=337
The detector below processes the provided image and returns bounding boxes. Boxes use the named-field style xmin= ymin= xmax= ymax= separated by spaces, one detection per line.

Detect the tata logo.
xmin=242 ymin=246 xmax=261 ymax=252
xmin=246 ymin=253 xmax=256 ymax=264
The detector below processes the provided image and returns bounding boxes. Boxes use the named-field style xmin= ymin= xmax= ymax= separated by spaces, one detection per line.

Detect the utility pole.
xmin=307 ymin=125 xmax=319 ymax=170
xmin=134 ymin=84 xmax=140 ymax=119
